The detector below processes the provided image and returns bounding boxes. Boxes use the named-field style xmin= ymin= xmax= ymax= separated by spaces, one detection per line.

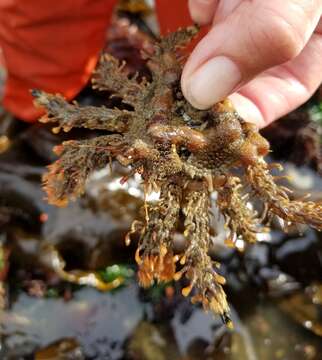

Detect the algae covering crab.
xmin=32 ymin=25 xmax=322 ymax=326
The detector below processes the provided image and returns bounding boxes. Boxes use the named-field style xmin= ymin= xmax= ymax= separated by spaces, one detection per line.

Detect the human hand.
xmin=181 ymin=0 xmax=322 ymax=127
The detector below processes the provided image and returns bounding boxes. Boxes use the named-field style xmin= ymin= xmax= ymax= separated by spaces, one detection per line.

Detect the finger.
xmin=182 ymin=0 xmax=322 ymax=109
xmin=230 ymin=32 xmax=322 ymax=128
xmin=188 ymin=0 xmax=219 ymax=25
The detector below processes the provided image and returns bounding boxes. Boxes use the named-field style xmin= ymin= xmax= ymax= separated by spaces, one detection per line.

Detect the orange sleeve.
xmin=156 ymin=0 xmax=209 ymax=51
xmin=0 ymin=0 xmax=117 ymax=121
xmin=156 ymin=0 xmax=193 ymax=32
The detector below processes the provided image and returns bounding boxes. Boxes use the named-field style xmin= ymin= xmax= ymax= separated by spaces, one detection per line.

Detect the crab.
xmin=33 ymin=26 xmax=322 ymax=326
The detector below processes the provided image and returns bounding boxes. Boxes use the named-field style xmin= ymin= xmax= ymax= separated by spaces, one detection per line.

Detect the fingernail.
xmin=185 ymin=56 xmax=241 ymax=109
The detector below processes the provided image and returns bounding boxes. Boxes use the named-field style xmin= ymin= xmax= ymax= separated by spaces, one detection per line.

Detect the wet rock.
xmin=245 ymin=244 xmax=269 ymax=270
xmin=171 ymin=299 xmax=224 ymax=355
xmin=265 ymin=272 xmax=300 ymax=297
xmin=35 ymin=338 xmax=85 ymax=360
xmin=20 ymin=124 xmax=62 ymax=164
xmin=1 ymin=285 xmax=143 ymax=359
xmin=0 ymin=172 xmax=49 ymax=232
xmin=42 ymin=168 xmax=143 ymax=270
xmin=0 ymin=244 xmax=9 ymax=309
xmin=0 ymin=108 xmax=21 ymax=154
xmin=261 ymin=108 xmax=322 ymax=174
xmin=278 ymin=283 xmax=322 ymax=338
xmin=42 ymin=192 xmax=141 ymax=270
xmin=273 ymin=230 xmax=322 ymax=284
xmin=126 ymin=321 xmax=180 ymax=360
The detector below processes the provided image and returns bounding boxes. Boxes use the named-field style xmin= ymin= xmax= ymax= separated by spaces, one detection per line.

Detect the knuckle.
xmin=189 ymin=0 xmax=216 ymax=24
xmin=269 ymin=16 xmax=304 ymax=60
xmin=253 ymin=7 xmax=306 ymax=64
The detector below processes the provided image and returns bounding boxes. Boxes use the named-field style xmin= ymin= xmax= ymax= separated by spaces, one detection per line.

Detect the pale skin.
xmin=181 ymin=0 xmax=322 ymax=128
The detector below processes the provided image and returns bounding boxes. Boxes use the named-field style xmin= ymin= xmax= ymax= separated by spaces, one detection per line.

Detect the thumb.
xmin=188 ymin=0 xmax=219 ymax=25
xmin=182 ymin=0 xmax=321 ymax=109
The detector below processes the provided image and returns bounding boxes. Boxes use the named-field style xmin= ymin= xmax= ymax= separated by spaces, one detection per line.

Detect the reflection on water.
xmin=2 ymin=281 xmax=322 ymax=359
xmin=2 ymin=285 xmax=142 ymax=359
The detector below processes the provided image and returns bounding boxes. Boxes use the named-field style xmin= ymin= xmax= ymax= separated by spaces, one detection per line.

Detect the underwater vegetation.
xmin=32 ymin=26 xmax=322 ymax=326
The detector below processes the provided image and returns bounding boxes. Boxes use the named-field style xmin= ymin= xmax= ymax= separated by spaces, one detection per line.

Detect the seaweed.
xmin=33 ymin=26 xmax=322 ymax=326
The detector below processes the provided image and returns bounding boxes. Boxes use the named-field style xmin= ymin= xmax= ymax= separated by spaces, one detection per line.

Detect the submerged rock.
xmin=279 ymin=283 xmax=322 ymax=338
xmin=126 ymin=321 xmax=180 ymax=360
xmin=35 ymin=338 xmax=85 ymax=360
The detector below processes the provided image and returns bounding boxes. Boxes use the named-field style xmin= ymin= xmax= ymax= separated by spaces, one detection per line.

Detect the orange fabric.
xmin=0 ymin=0 xmax=118 ymax=121
xmin=0 ymin=0 xmax=194 ymax=122
xmin=156 ymin=0 xmax=209 ymax=52
xmin=156 ymin=0 xmax=193 ymax=32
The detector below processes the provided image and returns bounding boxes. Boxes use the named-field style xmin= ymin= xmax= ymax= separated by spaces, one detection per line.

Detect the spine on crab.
xmin=217 ymin=176 xmax=262 ymax=245
xmin=247 ymin=161 xmax=322 ymax=230
xmin=133 ymin=181 xmax=182 ymax=288
xmin=160 ymin=25 xmax=200 ymax=52
xmin=32 ymin=89 xmax=130 ymax=133
xmin=43 ymin=135 xmax=124 ymax=207
xmin=92 ymin=54 xmax=148 ymax=107
xmin=180 ymin=181 xmax=231 ymax=323
xmin=146 ymin=26 xmax=200 ymax=81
